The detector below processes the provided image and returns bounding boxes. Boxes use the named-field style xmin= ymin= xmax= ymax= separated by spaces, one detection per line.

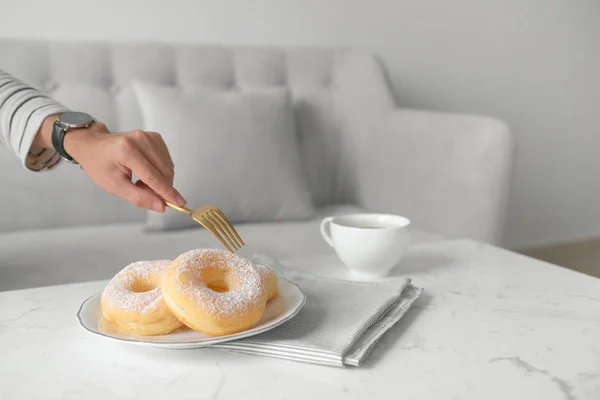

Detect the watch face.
xmin=59 ymin=111 xmax=94 ymax=128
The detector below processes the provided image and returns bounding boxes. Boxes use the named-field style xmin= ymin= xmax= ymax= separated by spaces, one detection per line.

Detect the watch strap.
xmin=51 ymin=120 xmax=76 ymax=163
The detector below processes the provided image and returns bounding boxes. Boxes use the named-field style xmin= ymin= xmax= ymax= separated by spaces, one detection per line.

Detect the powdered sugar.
xmin=255 ymin=264 xmax=274 ymax=279
xmin=102 ymin=260 xmax=171 ymax=314
xmin=171 ymin=249 xmax=266 ymax=318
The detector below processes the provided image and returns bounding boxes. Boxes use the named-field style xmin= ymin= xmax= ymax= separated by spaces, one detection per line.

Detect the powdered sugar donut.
xmin=101 ymin=260 xmax=183 ymax=336
xmin=206 ymin=263 xmax=278 ymax=302
xmin=256 ymin=264 xmax=278 ymax=302
xmin=161 ymin=249 xmax=268 ymax=336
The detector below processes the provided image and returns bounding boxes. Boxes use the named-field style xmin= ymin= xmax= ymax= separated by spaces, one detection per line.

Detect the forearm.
xmin=31 ymin=113 xmax=60 ymax=151
xmin=0 ymin=69 xmax=69 ymax=170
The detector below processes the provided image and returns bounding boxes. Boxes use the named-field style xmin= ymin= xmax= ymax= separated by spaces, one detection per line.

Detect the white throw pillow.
xmin=133 ymin=82 xmax=315 ymax=231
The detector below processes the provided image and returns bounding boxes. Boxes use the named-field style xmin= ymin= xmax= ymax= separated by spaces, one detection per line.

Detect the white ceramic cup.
xmin=320 ymin=213 xmax=411 ymax=278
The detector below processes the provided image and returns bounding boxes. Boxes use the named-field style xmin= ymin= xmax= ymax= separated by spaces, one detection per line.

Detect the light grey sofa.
xmin=0 ymin=40 xmax=513 ymax=291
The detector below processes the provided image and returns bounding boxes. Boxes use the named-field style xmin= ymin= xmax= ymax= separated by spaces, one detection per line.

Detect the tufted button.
xmin=44 ymin=81 xmax=58 ymax=92
xmin=109 ymin=84 xmax=122 ymax=94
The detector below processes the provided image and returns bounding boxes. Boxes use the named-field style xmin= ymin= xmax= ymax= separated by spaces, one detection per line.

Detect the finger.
xmin=137 ymin=178 xmax=187 ymax=216
xmin=133 ymin=179 xmax=166 ymax=212
xmin=135 ymin=142 xmax=174 ymax=186
xmin=135 ymin=179 xmax=166 ymax=198
xmin=148 ymin=132 xmax=174 ymax=169
xmin=134 ymin=179 xmax=153 ymax=192
xmin=113 ymin=176 xmax=165 ymax=212
xmin=118 ymin=137 xmax=184 ymax=206
xmin=130 ymin=130 xmax=174 ymax=186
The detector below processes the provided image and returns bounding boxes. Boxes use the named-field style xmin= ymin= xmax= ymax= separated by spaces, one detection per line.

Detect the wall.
xmin=2 ymin=0 xmax=599 ymax=249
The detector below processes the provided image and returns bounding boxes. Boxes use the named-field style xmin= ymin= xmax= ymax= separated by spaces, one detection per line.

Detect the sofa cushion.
xmin=0 ymin=205 xmax=445 ymax=292
xmin=134 ymin=81 xmax=315 ymax=231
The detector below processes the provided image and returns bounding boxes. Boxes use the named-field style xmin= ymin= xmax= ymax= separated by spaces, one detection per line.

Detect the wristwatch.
xmin=51 ymin=111 xmax=96 ymax=163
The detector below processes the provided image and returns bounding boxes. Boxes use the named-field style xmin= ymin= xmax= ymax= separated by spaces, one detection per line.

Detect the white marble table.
xmin=1 ymin=240 xmax=599 ymax=400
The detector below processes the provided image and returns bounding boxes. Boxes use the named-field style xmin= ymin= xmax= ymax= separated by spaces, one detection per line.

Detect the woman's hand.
xmin=34 ymin=116 xmax=186 ymax=212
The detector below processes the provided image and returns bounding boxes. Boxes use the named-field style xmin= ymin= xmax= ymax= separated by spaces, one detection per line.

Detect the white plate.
xmin=77 ymin=277 xmax=306 ymax=349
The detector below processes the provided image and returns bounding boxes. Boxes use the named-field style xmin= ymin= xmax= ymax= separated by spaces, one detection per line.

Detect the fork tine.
xmin=208 ymin=211 xmax=243 ymax=249
xmin=211 ymin=208 xmax=245 ymax=246
xmin=193 ymin=216 xmax=234 ymax=253
xmin=205 ymin=213 xmax=240 ymax=251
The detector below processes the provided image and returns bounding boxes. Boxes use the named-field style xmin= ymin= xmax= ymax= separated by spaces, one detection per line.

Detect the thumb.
xmin=115 ymin=178 xmax=165 ymax=212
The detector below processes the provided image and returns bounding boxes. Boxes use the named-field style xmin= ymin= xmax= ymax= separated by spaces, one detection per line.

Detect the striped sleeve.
xmin=0 ymin=69 xmax=69 ymax=171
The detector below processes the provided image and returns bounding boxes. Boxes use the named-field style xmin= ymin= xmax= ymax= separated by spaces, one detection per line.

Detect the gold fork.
xmin=164 ymin=201 xmax=245 ymax=253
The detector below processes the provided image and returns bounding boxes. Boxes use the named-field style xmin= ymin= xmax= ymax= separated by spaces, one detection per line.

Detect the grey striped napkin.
xmin=212 ymin=254 xmax=423 ymax=367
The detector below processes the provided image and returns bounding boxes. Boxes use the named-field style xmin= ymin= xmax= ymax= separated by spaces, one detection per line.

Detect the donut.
xmin=101 ymin=260 xmax=183 ymax=336
xmin=161 ymin=249 xmax=268 ymax=336
xmin=207 ymin=263 xmax=278 ymax=302
xmin=256 ymin=264 xmax=278 ymax=302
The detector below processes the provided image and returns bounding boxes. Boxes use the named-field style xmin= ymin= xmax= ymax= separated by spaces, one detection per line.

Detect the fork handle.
xmin=164 ymin=201 xmax=192 ymax=215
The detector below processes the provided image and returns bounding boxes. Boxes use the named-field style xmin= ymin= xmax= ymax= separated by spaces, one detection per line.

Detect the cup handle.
xmin=320 ymin=217 xmax=335 ymax=247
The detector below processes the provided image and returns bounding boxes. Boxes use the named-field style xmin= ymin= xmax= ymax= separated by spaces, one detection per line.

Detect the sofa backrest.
xmin=0 ymin=40 xmax=394 ymax=232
